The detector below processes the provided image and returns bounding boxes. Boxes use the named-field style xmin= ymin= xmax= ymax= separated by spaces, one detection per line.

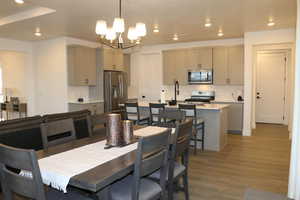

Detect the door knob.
xmin=256 ymin=96 xmax=261 ymax=99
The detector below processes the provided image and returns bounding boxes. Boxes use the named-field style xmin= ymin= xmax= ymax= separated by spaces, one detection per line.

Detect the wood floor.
xmin=178 ymin=123 xmax=291 ymax=200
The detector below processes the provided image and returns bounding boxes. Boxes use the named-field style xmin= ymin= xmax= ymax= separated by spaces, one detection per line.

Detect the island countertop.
xmin=120 ymin=101 xmax=229 ymax=111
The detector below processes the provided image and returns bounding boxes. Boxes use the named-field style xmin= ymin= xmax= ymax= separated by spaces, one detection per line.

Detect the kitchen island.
xmin=122 ymin=101 xmax=229 ymax=152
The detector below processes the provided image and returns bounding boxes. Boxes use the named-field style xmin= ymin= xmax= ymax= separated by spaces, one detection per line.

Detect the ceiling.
xmin=0 ymin=0 xmax=297 ymax=45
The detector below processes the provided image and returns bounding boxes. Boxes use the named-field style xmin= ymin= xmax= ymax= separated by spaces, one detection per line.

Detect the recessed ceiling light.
xmin=14 ymin=0 xmax=24 ymax=4
xmin=153 ymin=26 xmax=159 ymax=33
xmin=173 ymin=34 xmax=179 ymax=41
xmin=267 ymin=21 xmax=275 ymax=26
xmin=35 ymin=27 xmax=42 ymax=37
xmin=204 ymin=23 xmax=212 ymax=28
xmin=218 ymin=31 xmax=224 ymax=37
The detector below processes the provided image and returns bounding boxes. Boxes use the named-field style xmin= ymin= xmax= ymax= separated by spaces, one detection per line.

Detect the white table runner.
xmin=37 ymin=140 xmax=137 ymax=193
xmin=134 ymin=126 xmax=175 ymax=137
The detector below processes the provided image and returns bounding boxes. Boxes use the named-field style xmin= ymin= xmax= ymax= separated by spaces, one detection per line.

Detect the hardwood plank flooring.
xmin=177 ymin=123 xmax=291 ymax=200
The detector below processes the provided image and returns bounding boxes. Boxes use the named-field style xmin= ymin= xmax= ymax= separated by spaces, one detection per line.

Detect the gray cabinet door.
xmin=213 ymin=47 xmax=228 ymax=85
xmin=198 ymin=47 xmax=213 ymax=69
xmin=228 ymin=46 xmax=244 ymax=85
xmin=163 ymin=50 xmax=177 ymax=85
xmin=227 ymin=104 xmax=243 ymax=132
xmin=68 ymin=46 xmax=96 ymax=86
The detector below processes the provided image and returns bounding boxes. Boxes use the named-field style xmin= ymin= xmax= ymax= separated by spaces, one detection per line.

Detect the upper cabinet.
xmin=185 ymin=47 xmax=213 ymax=70
xmin=102 ymin=48 xmax=124 ymax=71
xmin=163 ymin=47 xmax=213 ymax=85
xmin=213 ymin=45 xmax=244 ymax=85
xmin=68 ymin=45 xmax=97 ymax=86
xmin=162 ymin=45 xmax=244 ymax=86
xmin=227 ymin=46 xmax=244 ymax=85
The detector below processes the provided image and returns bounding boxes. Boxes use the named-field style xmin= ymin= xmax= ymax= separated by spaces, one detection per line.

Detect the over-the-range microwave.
xmin=187 ymin=69 xmax=213 ymax=85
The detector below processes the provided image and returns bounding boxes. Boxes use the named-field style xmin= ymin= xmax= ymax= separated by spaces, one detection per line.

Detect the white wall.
xmin=128 ymin=38 xmax=244 ymax=101
xmin=0 ymin=38 xmax=35 ymax=115
xmin=243 ymin=29 xmax=296 ymax=136
xmin=33 ymin=37 xmax=68 ymax=115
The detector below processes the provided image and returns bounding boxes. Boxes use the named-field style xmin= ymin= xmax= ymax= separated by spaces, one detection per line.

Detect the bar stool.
xmin=125 ymin=102 xmax=149 ymax=125
xmin=179 ymin=104 xmax=205 ymax=154
xmin=149 ymin=103 xmax=166 ymax=125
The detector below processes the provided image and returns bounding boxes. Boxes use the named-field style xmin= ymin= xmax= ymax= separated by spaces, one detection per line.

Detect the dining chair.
xmin=40 ymin=118 xmax=76 ymax=149
xmin=0 ymin=144 xmax=92 ymax=200
xmin=124 ymin=102 xmax=150 ymax=125
xmin=149 ymin=119 xmax=193 ymax=200
xmin=109 ymin=128 xmax=171 ymax=200
xmin=149 ymin=103 xmax=166 ymax=125
xmin=157 ymin=109 xmax=186 ymax=128
xmin=178 ymin=104 xmax=205 ymax=154
xmin=89 ymin=113 xmax=106 ymax=136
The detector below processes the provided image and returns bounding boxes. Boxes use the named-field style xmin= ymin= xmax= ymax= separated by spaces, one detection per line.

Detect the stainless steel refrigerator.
xmin=104 ymin=70 xmax=128 ymax=112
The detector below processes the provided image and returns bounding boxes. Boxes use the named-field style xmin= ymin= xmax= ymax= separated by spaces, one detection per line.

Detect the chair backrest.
xmin=40 ymin=118 xmax=76 ymax=149
xmin=158 ymin=109 xmax=186 ymax=128
xmin=43 ymin=109 xmax=92 ymax=139
xmin=132 ymin=129 xmax=171 ymax=200
xmin=178 ymin=104 xmax=197 ymax=118
xmin=167 ymin=120 xmax=193 ymax=187
xmin=125 ymin=102 xmax=140 ymax=121
xmin=149 ymin=103 xmax=166 ymax=124
xmin=0 ymin=144 xmax=46 ymax=200
xmin=90 ymin=113 xmax=107 ymax=128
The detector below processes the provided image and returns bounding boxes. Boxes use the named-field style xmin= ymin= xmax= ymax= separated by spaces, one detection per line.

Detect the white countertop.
xmin=68 ymin=100 xmax=104 ymax=104
xmin=212 ymin=99 xmax=244 ymax=104
xmin=121 ymin=101 xmax=229 ymax=111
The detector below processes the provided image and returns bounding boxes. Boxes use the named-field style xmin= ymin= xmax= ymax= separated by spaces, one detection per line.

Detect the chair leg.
xmin=183 ymin=172 xmax=189 ymax=200
xmin=202 ymin=123 xmax=205 ymax=151
xmin=168 ymin=181 xmax=174 ymax=200
xmin=194 ymin=128 xmax=197 ymax=155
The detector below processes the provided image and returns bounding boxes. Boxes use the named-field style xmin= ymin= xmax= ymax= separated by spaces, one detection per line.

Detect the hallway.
xmin=186 ymin=123 xmax=291 ymax=200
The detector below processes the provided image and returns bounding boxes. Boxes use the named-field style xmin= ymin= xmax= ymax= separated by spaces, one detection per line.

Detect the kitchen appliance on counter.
xmin=104 ymin=70 xmax=128 ymax=112
xmin=185 ymin=91 xmax=215 ymax=103
xmin=188 ymin=69 xmax=213 ymax=85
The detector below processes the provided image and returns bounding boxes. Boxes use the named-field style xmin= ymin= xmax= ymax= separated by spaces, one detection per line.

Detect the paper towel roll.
xmin=160 ymin=90 xmax=166 ymax=104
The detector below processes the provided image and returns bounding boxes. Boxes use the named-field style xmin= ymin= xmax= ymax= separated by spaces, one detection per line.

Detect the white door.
xmin=256 ymin=52 xmax=286 ymax=124
xmin=139 ymin=53 xmax=162 ymax=101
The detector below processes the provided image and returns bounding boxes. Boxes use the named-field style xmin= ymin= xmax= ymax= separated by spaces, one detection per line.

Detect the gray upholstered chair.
xmin=178 ymin=104 xmax=205 ymax=154
xmin=149 ymin=120 xmax=193 ymax=200
xmin=40 ymin=118 xmax=76 ymax=149
xmin=0 ymin=144 xmax=92 ymax=200
xmin=157 ymin=109 xmax=186 ymax=128
xmin=149 ymin=103 xmax=166 ymax=125
xmin=125 ymin=102 xmax=149 ymax=125
xmin=109 ymin=129 xmax=171 ymax=200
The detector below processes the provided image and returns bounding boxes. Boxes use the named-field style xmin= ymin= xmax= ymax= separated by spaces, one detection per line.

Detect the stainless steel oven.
xmin=188 ymin=69 xmax=213 ymax=85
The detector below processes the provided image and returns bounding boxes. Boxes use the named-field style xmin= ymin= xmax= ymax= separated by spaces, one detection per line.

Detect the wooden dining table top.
xmin=35 ymin=125 xmax=169 ymax=194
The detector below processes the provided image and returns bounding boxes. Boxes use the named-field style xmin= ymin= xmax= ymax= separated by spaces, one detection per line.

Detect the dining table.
xmin=36 ymin=125 xmax=175 ymax=200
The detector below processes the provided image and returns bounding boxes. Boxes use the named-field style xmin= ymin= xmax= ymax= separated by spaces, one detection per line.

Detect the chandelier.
xmin=95 ymin=0 xmax=147 ymax=49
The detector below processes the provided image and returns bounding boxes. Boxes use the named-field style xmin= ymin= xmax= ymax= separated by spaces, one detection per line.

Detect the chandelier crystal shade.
xmin=95 ymin=0 xmax=146 ymax=49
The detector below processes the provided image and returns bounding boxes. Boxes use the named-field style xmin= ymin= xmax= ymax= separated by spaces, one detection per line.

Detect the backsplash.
xmin=68 ymin=86 xmax=90 ymax=102
xmin=162 ymin=85 xmax=244 ymax=101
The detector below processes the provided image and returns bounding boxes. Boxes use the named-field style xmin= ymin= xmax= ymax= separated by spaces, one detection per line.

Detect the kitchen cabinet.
xmin=185 ymin=47 xmax=213 ymax=70
xmin=213 ymin=47 xmax=228 ymax=85
xmin=163 ymin=47 xmax=213 ymax=85
xmin=213 ymin=45 xmax=244 ymax=85
xmin=163 ymin=49 xmax=188 ymax=85
xmin=228 ymin=46 xmax=244 ymax=85
xmin=211 ymin=102 xmax=244 ymax=134
xmin=102 ymin=48 xmax=124 ymax=71
xmin=68 ymin=102 xmax=104 ymax=115
xmin=68 ymin=45 xmax=97 ymax=86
